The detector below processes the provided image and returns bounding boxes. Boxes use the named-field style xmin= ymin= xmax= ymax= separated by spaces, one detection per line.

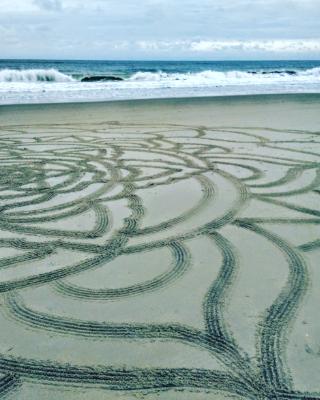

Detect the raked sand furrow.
xmin=0 ymin=97 xmax=319 ymax=399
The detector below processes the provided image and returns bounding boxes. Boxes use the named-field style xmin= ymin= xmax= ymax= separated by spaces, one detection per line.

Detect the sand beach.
xmin=0 ymin=94 xmax=320 ymax=399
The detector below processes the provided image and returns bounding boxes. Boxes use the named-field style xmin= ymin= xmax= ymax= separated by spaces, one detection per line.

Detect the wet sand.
xmin=0 ymin=94 xmax=320 ymax=399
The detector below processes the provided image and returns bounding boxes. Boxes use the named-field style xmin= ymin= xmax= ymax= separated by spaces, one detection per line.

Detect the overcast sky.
xmin=1 ymin=0 xmax=320 ymax=59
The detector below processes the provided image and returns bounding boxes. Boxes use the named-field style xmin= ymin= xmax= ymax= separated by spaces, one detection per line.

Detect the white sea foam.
xmin=1 ymin=67 xmax=320 ymax=104
xmin=0 ymin=68 xmax=74 ymax=82
xmin=128 ymin=67 xmax=320 ymax=86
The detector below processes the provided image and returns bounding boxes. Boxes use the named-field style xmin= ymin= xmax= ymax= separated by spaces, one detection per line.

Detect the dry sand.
xmin=0 ymin=94 xmax=320 ymax=399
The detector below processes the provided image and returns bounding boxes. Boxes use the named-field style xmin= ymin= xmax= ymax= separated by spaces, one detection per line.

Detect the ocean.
xmin=1 ymin=59 xmax=320 ymax=105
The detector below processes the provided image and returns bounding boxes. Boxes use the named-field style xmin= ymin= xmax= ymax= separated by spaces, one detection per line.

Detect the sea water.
xmin=0 ymin=59 xmax=320 ymax=105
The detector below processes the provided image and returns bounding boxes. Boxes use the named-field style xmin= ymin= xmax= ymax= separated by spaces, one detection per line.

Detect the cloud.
xmin=190 ymin=40 xmax=320 ymax=53
xmin=33 ymin=0 xmax=62 ymax=11
xmin=0 ymin=25 xmax=20 ymax=45
xmin=1 ymin=0 xmax=320 ymax=58
xmin=136 ymin=39 xmax=320 ymax=54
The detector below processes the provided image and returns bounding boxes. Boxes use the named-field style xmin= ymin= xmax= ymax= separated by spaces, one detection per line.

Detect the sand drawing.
xmin=0 ymin=122 xmax=319 ymax=399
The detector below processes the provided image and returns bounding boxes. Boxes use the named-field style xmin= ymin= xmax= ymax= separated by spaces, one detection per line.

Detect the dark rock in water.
xmin=81 ymin=75 xmax=124 ymax=82
xmin=261 ymin=70 xmax=297 ymax=75
xmin=248 ymin=70 xmax=297 ymax=75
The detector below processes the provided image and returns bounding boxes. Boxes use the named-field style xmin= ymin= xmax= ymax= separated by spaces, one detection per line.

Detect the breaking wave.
xmin=1 ymin=64 xmax=320 ymax=105
xmin=1 ymin=67 xmax=320 ymax=85
xmin=128 ymin=67 xmax=320 ymax=85
xmin=0 ymin=69 xmax=74 ymax=82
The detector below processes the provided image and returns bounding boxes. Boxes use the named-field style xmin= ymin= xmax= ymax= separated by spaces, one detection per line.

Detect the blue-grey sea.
xmin=1 ymin=59 xmax=320 ymax=104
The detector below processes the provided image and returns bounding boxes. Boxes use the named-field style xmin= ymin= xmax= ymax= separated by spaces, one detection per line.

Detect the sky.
xmin=1 ymin=0 xmax=320 ymax=59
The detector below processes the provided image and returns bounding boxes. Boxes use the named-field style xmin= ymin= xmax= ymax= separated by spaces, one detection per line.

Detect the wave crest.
xmin=0 ymin=69 xmax=74 ymax=83
xmin=128 ymin=67 xmax=320 ymax=84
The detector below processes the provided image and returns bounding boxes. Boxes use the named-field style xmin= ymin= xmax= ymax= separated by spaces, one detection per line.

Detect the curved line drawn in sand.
xmin=0 ymin=122 xmax=319 ymax=399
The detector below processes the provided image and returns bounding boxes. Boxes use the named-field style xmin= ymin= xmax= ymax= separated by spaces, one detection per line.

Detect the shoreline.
xmin=2 ymin=92 xmax=320 ymax=130
xmin=2 ymin=91 xmax=320 ymax=109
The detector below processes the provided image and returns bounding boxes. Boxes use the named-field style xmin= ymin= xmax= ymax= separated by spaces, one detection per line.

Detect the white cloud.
xmin=136 ymin=39 xmax=320 ymax=54
xmin=1 ymin=0 xmax=320 ymax=58
xmin=189 ymin=40 xmax=320 ymax=53
xmin=33 ymin=0 xmax=62 ymax=11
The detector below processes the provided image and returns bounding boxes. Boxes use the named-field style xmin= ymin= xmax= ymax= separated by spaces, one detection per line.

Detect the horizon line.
xmin=1 ymin=58 xmax=320 ymax=62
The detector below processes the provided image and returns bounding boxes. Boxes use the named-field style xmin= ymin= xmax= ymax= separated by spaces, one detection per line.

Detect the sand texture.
xmin=0 ymin=95 xmax=320 ymax=399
